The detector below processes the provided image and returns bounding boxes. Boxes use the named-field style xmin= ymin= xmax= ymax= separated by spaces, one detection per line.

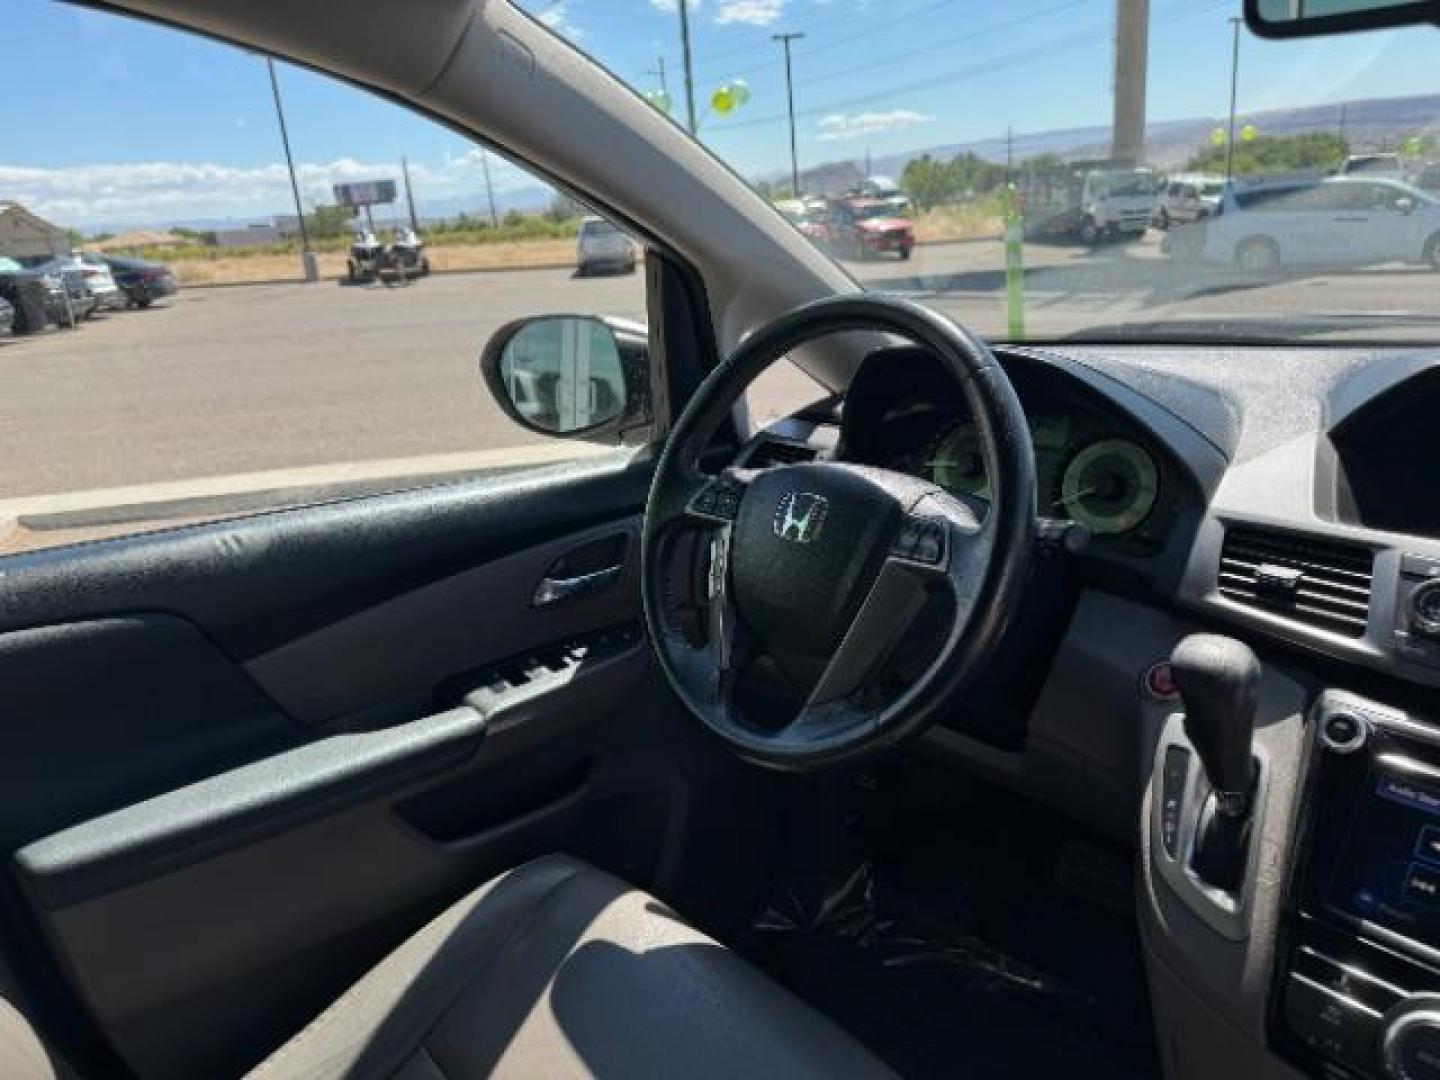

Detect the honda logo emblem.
xmin=773 ymin=491 xmax=828 ymax=544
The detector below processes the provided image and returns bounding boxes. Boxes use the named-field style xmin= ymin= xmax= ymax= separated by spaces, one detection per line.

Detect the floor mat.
xmin=744 ymin=777 xmax=1159 ymax=1079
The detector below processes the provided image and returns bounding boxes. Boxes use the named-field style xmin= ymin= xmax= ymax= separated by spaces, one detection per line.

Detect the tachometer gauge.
xmin=1056 ymin=439 xmax=1159 ymax=534
xmin=925 ymin=422 xmax=989 ymax=498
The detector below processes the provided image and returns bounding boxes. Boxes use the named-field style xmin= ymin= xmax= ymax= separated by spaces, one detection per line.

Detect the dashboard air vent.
xmin=1218 ymin=526 xmax=1374 ymax=638
xmin=747 ymin=439 xmax=816 ymax=468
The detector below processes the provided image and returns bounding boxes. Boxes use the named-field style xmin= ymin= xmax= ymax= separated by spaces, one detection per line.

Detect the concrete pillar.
xmin=1112 ymin=0 xmax=1150 ymax=165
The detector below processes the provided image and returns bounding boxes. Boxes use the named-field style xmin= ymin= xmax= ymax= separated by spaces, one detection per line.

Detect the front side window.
xmin=2 ymin=0 xmax=646 ymax=556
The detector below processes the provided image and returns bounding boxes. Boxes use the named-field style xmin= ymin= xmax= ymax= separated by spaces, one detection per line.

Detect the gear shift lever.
xmin=1172 ymin=634 xmax=1261 ymax=814
xmin=1170 ymin=634 xmax=1261 ymax=891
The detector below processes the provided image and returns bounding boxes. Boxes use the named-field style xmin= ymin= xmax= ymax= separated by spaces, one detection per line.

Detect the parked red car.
xmin=820 ymin=197 xmax=915 ymax=260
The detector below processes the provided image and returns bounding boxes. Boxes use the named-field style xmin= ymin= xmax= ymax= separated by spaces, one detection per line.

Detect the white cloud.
xmin=816 ymin=109 xmax=935 ymax=141
xmin=538 ymin=3 xmax=583 ymax=39
xmin=714 ymin=0 xmax=782 ymax=24
xmin=0 ymin=151 xmax=545 ymax=229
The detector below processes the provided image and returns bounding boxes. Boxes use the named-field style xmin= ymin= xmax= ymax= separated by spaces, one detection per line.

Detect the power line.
xmin=764 ymin=0 xmax=1090 ymax=94
xmin=689 ymin=0 xmax=969 ymax=81
xmin=713 ymin=0 xmax=1224 ymax=136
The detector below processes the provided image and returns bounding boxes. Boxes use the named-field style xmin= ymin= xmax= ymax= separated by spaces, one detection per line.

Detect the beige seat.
xmin=5 ymin=855 xmax=894 ymax=1079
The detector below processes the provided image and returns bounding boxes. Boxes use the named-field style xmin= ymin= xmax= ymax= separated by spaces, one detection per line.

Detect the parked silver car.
xmin=575 ymin=216 xmax=638 ymax=276
xmin=21 ymin=252 xmax=126 ymax=314
xmin=1155 ymin=175 xmax=1225 ymax=228
xmin=1193 ymin=177 xmax=1440 ymax=272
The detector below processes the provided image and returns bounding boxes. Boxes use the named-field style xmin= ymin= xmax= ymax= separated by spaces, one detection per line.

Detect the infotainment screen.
xmin=1326 ymin=760 xmax=1440 ymax=950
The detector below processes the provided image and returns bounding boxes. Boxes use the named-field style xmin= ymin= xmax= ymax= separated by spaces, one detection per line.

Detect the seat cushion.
xmin=248 ymin=854 xmax=893 ymax=1079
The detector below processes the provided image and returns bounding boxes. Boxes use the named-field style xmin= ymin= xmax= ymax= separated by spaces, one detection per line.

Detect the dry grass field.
xmin=169 ymin=238 xmax=578 ymax=285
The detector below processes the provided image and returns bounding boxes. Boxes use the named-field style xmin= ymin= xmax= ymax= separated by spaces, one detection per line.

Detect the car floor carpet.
xmin=740 ymin=771 xmax=1159 ymax=1079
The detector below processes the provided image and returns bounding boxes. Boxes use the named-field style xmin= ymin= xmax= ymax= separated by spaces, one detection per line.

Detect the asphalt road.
xmin=2 ymin=233 xmax=1436 ymax=508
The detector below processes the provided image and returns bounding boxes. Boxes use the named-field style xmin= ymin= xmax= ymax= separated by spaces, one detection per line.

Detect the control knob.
xmin=1411 ymin=580 xmax=1440 ymax=641
xmin=1383 ymin=996 xmax=1440 ymax=1080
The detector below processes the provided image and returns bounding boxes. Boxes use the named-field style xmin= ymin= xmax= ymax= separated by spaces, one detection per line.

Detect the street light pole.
xmin=678 ymin=0 xmax=698 ymax=135
xmin=1225 ymin=16 xmax=1241 ymax=183
xmin=265 ymin=57 xmax=311 ymax=263
xmin=773 ymin=32 xmax=805 ymax=197
xmin=480 ymin=149 xmax=500 ymax=228
xmin=401 ymin=155 xmax=420 ymax=232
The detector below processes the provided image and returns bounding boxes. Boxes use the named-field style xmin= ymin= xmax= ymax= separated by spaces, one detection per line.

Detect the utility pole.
xmin=1225 ymin=16 xmax=1241 ymax=183
xmin=1111 ymin=0 xmax=1150 ymax=164
xmin=1337 ymin=103 xmax=1347 ymax=149
xmin=1005 ymin=125 xmax=1014 ymax=177
xmin=401 ymin=155 xmax=420 ymax=232
xmin=480 ymin=149 xmax=499 ymax=228
xmin=678 ymin=0 xmax=698 ymax=135
xmin=646 ymin=55 xmax=670 ymax=96
xmin=265 ymin=57 xmax=311 ymax=273
xmin=773 ymin=32 xmax=805 ymax=197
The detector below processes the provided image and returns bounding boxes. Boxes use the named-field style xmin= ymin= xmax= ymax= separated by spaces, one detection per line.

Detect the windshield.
xmin=528 ymin=0 xmax=1439 ymax=344
xmin=852 ymin=202 xmax=903 ymax=220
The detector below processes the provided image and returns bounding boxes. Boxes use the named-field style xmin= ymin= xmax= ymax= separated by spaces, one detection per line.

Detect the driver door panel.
xmin=0 ymin=455 xmax=706 ymax=1079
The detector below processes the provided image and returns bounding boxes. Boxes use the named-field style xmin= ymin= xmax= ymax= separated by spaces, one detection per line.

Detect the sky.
xmin=3 ymin=0 xmax=1436 ymax=229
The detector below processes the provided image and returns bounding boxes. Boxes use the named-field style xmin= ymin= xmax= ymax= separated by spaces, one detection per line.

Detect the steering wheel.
xmin=641 ymin=294 xmax=1036 ymax=769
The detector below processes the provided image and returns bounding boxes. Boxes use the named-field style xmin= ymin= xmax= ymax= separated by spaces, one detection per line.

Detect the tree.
xmin=544 ymin=194 xmax=583 ymax=223
xmin=303 ymin=203 xmax=355 ymax=240
xmin=901 ymin=155 xmax=956 ymax=212
xmin=502 ymin=209 xmax=526 ymax=227
xmin=172 ymin=227 xmax=217 ymax=246
xmin=1185 ymin=132 xmax=1349 ymax=176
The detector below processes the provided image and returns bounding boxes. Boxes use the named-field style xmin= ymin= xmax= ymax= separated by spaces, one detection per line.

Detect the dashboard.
xmin=838 ymin=345 xmax=1195 ymax=558
xmin=742 ymin=341 xmax=1440 ymax=1080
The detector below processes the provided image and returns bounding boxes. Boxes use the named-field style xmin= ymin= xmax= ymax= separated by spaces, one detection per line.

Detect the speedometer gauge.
xmin=1056 ymin=439 xmax=1159 ymax=534
xmin=926 ymin=422 xmax=989 ymax=498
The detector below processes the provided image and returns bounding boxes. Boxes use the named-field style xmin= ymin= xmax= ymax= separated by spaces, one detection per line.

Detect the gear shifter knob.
xmin=1171 ymin=634 xmax=1261 ymax=816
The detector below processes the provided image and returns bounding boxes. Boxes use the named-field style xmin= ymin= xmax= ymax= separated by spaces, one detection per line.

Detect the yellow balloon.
xmin=1210 ymin=127 xmax=1226 ymax=146
xmin=730 ymin=79 xmax=751 ymax=106
xmin=711 ymin=86 xmax=735 ymax=114
xmin=1241 ymin=124 xmax=1258 ymax=142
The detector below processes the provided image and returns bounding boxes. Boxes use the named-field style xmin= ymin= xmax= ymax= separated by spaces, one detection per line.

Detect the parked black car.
xmin=17 ymin=255 xmax=97 ymax=321
xmin=0 ymin=256 xmax=68 ymax=333
xmin=102 ymin=255 xmax=179 ymax=308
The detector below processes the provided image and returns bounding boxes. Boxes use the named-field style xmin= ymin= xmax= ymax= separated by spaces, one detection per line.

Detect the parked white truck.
xmin=1017 ymin=160 xmax=1162 ymax=244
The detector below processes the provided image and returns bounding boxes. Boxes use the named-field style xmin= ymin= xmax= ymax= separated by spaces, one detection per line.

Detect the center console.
xmin=1275 ymin=692 xmax=1440 ymax=1080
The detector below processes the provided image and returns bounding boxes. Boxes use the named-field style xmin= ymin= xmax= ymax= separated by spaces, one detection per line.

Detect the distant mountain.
xmin=771 ymin=92 xmax=1440 ymax=194
xmin=83 ymin=185 xmax=557 ymax=239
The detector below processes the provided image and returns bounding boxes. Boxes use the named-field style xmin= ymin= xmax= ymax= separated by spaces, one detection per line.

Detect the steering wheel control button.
xmin=891 ymin=518 xmax=946 ymax=567
xmin=1384 ymin=999 xmax=1440 ymax=1080
xmin=688 ymin=480 xmax=744 ymax=523
xmin=1321 ymin=710 xmax=1369 ymax=754
xmin=1285 ymin=973 xmax=1382 ymax=1071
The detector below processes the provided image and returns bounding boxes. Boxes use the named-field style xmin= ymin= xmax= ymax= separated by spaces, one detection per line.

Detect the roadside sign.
xmin=333 ymin=181 xmax=398 ymax=208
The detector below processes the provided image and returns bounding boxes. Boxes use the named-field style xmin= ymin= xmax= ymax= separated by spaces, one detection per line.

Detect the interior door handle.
xmin=532 ymin=564 xmax=623 ymax=607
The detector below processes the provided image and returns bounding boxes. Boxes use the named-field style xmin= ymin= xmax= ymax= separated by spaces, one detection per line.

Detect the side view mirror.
xmin=480 ymin=314 xmax=652 ymax=443
xmin=1395 ymin=196 xmax=1416 ymax=215
xmin=1245 ymin=0 xmax=1439 ymax=38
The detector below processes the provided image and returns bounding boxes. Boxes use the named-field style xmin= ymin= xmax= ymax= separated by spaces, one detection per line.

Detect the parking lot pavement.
xmin=2 ymin=237 xmax=1436 ymax=519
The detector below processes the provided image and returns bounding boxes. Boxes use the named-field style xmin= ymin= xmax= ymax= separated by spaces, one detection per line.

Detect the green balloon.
xmin=1241 ymin=123 xmax=1258 ymax=142
xmin=729 ymin=79 xmax=751 ymax=106
xmin=711 ymin=85 xmax=735 ymax=115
